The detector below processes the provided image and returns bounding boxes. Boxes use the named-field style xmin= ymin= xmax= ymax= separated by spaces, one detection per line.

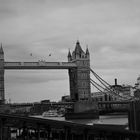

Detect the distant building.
xmin=134 ymin=89 xmax=140 ymax=99
xmin=134 ymin=75 xmax=140 ymax=99
xmin=91 ymin=78 xmax=133 ymax=101
xmin=120 ymin=85 xmax=134 ymax=97
xmin=135 ymin=75 xmax=140 ymax=90
xmin=91 ymin=92 xmax=104 ymax=101
xmin=109 ymin=79 xmax=133 ymax=97
xmin=91 ymin=92 xmax=104 ymax=99
xmin=40 ymin=100 xmax=50 ymax=104
xmin=91 ymin=92 xmax=114 ymax=102
xmin=61 ymin=95 xmax=71 ymax=102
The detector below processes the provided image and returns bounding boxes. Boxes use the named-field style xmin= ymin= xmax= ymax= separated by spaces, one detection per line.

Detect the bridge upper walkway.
xmin=4 ymin=61 xmax=77 ymax=69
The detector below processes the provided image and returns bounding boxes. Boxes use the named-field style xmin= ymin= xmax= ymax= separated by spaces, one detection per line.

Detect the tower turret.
xmin=85 ymin=46 xmax=90 ymax=59
xmin=0 ymin=43 xmax=4 ymax=59
xmin=75 ymin=41 xmax=85 ymax=59
xmin=67 ymin=49 xmax=72 ymax=62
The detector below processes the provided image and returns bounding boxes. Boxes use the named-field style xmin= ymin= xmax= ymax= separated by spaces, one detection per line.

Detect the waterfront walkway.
xmin=0 ymin=113 xmax=140 ymax=140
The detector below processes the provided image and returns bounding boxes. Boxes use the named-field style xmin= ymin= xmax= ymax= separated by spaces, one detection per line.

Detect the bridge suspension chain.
xmin=90 ymin=78 xmax=124 ymax=100
xmin=90 ymin=78 xmax=123 ymax=100
xmin=90 ymin=68 xmax=131 ymax=100
xmin=90 ymin=78 xmax=106 ymax=94
xmin=90 ymin=68 xmax=122 ymax=98
xmin=90 ymin=68 xmax=111 ymax=87
xmin=90 ymin=68 xmax=117 ymax=94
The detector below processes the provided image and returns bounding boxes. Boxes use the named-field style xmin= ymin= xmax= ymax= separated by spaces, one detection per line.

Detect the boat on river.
xmin=42 ymin=110 xmax=63 ymax=117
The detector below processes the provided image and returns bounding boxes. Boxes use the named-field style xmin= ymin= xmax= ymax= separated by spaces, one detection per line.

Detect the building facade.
xmin=135 ymin=75 xmax=140 ymax=90
xmin=134 ymin=75 xmax=140 ymax=98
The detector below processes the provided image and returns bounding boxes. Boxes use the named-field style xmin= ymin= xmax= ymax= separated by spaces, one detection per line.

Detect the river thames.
xmin=33 ymin=114 xmax=128 ymax=126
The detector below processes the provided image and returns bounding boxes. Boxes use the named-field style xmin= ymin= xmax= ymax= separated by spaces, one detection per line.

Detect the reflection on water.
xmin=32 ymin=115 xmax=128 ymax=126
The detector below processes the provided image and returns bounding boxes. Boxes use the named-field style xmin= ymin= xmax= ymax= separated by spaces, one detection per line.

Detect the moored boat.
xmin=42 ymin=110 xmax=63 ymax=117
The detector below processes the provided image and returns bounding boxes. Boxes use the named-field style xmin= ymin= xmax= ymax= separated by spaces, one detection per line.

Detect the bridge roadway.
xmin=0 ymin=113 xmax=139 ymax=140
xmin=9 ymin=101 xmax=130 ymax=115
xmin=4 ymin=61 xmax=77 ymax=69
xmin=9 ymin=101 xmax=131 ymax=107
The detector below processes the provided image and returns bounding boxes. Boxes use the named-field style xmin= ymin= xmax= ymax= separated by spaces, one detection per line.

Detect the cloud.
xmin=5 ymin=70 xmax=68 ymax=84
xmin=5 ymin=70 xmax=69 ymax=103
xmin=5 ymin=79 xmax=69 ymax=103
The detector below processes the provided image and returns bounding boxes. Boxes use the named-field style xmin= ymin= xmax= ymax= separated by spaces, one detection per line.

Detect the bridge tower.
xmin=68 ymin=41 xmax=91 ymax=101
xmin=0 ymin=44 xmax=4 ymax=104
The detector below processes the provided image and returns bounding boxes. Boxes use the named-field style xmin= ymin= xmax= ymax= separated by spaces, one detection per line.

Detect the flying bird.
xmin=49 ymin=53 xmax=51 ymax=56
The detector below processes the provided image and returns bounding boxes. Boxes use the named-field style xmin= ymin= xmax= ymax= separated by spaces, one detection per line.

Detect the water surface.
xmin=33 ymin=115 xmax=128 ymax=126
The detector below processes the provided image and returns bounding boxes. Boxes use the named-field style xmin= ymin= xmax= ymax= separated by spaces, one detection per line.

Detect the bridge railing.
xmin=4 ymin=61 xmax=77 ymax=69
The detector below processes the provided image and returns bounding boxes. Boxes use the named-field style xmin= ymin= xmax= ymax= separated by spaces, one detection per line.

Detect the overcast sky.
xmin=0 ymin=0 xmax=140 ymax=103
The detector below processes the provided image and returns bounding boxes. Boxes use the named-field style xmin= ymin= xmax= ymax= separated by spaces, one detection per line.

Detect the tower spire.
xmin=68 ymin=48 xmax=72 ymax=57
xmin=86 ymin=45 xmax=89 ymax=54
xmin=68 ymin=48 xmax=72 ymax=61
xmin=86 ymin=45 xmax=89 ymax=58
xmin=74 ymin=40 xmax=84 ymax=58
xmin=0 ymin=43 xmax=4 ymax=54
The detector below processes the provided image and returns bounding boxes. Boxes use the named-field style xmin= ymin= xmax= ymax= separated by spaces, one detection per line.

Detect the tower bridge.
xmin=0 ymin=41 xmax=91 ymax=103
xmin=0 ymin=41 xmax=133 ymax=104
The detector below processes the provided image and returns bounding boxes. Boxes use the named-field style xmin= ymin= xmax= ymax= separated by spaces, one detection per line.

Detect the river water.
xmin=33 ymin=115 xmax=128 ymax=126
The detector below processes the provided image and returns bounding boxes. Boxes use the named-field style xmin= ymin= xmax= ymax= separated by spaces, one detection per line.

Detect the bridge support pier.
xmin=83 ymin=129 xmax=88 ymax=140
xmin=0 ymin=118 xmax=8 ymax=140
xmin=64 ymin=127 xmax=71 ymax=140
xmin=129 ymin=101 xmax=140 ymax=132
xmin=37 ymin=126 xmax=40 ymax=140
xmin=0 ymin=119 xmax=3 ymax=140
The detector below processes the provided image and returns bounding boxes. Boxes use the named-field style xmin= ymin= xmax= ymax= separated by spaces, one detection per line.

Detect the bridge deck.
xmin=9 ymin=101 xmax=130 ymax=108
xmin=98 ymin=101 xmax=130 ymax=104
xmin=4 ymin=62 xmax=77 ymax=69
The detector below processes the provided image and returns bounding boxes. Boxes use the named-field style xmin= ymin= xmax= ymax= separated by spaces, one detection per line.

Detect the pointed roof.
xmin=74 ymin=40 xmax=84 ymax=54
xmin=0 ymin=43 xmax=4 ymax=54
xmin=68 ymin=49 xmax=72 ymax=57
xmin=86 ymin=46 xmax=89 ymax=55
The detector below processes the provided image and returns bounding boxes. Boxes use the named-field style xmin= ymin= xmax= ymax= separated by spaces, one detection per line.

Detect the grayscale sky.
xmin=0 ymin=0 xmax=140 ymax=103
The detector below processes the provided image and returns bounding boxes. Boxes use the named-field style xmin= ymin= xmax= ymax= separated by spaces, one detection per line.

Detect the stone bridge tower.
xmin=68 ymin=41 xmax=91 ymax=101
